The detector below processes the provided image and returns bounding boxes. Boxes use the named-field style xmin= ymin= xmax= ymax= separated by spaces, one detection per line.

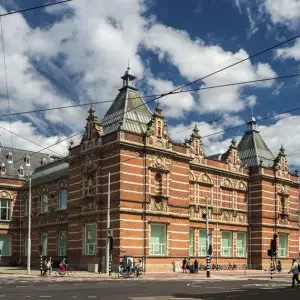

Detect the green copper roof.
xmin=101 ymin=69 xmax=152 ymax=135
xmin=238 ymin=117 xmax=274 ymax=168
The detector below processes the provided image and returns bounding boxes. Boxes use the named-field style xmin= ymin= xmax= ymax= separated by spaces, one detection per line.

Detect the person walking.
xmin=194 ymin=259 xmax=199 ymax=274
xmin=288 ymin=258 xmax=300 ymax=288
xmin=182 ymin=258 xmax=187 ymax=273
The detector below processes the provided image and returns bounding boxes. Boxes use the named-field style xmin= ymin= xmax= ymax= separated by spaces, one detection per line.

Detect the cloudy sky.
xmin=0 ymin=0 xmax=300 ymax=168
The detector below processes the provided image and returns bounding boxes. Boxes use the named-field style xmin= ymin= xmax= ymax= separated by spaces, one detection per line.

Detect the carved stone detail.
xmin=221 ymin=209 xmax=247 ymax=223
xmin=150 ymin=197 xmax=168 ymax=212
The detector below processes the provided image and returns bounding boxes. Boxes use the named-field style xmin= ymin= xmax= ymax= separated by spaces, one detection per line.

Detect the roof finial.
xmin=192 ymin=124 xmax=200 ymax=138
xmin=247 ymin=114 xmax=256 ymax=131
xmin=280 ymin=145 xmax=285 ymax=155
xmin=121 ymin=63 xmax=136 ymax=88
xmin=127 ymin=58 xmax=130 ymax=72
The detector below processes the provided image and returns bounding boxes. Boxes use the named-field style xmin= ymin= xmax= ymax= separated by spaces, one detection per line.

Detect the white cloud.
xmin=144 ymin=24 xmax=276 ymax=114
xmin=264 ymin=0 xmax=300 ymax=28
xmin=276 ymin=39 xmax=300 ymax=60
xmin=148 ymin=77 xmax=195 ymax=118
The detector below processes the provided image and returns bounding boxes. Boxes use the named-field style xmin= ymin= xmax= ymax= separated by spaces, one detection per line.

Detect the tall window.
xmin=40 ymin=233 xmax=48 ymax=256
xmin=85 ymin=223 xmax=96 ymax=255
xmin=0 ymin=199 xmax=11 ymax=221
xmin=222 ymin=231 xmax=232 ymax=257
xmin=236 ymin=232 xmax=247 ymax=257
xmin=6 ymin=152 xmax=13 ymax=163
xmin=199 ymin=231 xmax=206 ymax=256
xmin=0 ymin=235 xmax=11 ymax=256
xmin=278 ymin=234 xmax=288 ymax=257
xmin=58 ymin=190 xmax=67 ymax=210
xmin=58 ymin=231 xmax=67 ymax=256
xmin=150 ymin=223 xmax=167 ymax=256
xmin=40 ymin=195 xmax=48 ymax=213
xmin=189 ymin=228 xmax=195 ymax=256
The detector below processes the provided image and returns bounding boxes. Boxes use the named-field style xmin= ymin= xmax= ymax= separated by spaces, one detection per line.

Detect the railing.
xmin=150 ymin=243 xmax=166 ymax=256
xmin=222 ymin=247 xmax=232 ymax=257
xmin=236 ymin=247 xmax=246 ymax=257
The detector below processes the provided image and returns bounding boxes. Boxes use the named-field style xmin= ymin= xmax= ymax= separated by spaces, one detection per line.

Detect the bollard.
xmin=206 ymin=255 xmax=211 ymax=278
xmin=109 ymin=255 xmax=112 ymax=276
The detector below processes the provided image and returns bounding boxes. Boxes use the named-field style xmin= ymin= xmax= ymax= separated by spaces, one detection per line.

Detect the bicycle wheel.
xmin=67 ymin=270 xmax=75 ymax=277
xmin=110 ymin=271 xmax=119 ymax=279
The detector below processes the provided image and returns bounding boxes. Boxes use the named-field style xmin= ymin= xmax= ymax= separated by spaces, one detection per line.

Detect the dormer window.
xmin=24 ymin=155 xmax=30 ymax=166
xmin=41 ymin=157 xmax=47 ymax=165
xmin=7 ymin=152 xmax=13 ymax=163
xmin=18 ymin=166 xmax=24 ymax=177
xmin=0 ymin=162 xmax=5 ymax=175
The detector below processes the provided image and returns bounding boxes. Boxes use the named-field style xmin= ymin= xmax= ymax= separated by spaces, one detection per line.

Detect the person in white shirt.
xmin=288 ymin=258 xmax=300 ymax=288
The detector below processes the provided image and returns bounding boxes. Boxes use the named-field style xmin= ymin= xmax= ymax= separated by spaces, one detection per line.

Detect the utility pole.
xmin=205 ymin=194 xmax=211 ymax=278
xmin=27 ymin=177 xmax=31 ymax=275
xmin=106 ymin=172 xmax=111 ymax=275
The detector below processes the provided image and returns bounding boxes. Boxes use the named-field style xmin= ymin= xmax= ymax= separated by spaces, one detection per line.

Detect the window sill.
xmin=0 ymin=220 xmax=11 ymax=222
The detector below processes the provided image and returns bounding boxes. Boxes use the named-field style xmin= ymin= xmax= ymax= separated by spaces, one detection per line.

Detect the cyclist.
xmin=58 ymin=257 xmax=68 ymax=274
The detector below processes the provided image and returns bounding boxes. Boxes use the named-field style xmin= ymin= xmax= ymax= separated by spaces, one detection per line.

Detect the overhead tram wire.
xmin=8 ymin=129 xmax=84 ymax=170
xmin=0 ymin=15 xmax=13 ymax=151
xmin=0 ymin=0 xmax=74 ymax=17
xmin=0 ymin=73 xmax=298 ymax=120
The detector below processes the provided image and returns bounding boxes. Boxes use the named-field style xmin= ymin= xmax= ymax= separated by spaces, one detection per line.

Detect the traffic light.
xmin=109 ymin=236 xmax=113 ymax=252
xmin=39 ymin=245 xmax=43 ymax=254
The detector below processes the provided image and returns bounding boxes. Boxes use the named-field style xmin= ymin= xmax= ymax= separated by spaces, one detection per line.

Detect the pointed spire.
xmin=154 ymin=102 xmax=162 ymax=116
xmin=87 ymin=105 xmax=96 ymax=121
xmin=120 ymin=66 xmax=136 ymax=89
xmin=247 ymin=115 xmax=257 ymax=131
xmin=230 ymin=137 xmax=237 ymax=148
xmin=280 ymin=145 xmax=285 ymax=155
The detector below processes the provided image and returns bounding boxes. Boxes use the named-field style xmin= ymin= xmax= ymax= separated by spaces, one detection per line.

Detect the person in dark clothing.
xmin=194 ymin=259 xmax=199 ymax=273
xmin=182 ymin=258 xmax=187 ymax=273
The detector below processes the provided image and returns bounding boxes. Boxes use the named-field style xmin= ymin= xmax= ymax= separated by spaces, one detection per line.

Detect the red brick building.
xmin=2 ymin=69 xmax=300 ymax=272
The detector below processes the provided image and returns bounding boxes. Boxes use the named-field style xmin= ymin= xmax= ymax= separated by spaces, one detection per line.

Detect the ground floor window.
xmin=0 ymin=235 xmax=11 ymax=256
xmin=236 ymin=232 xmax=247 ymax=257
xmin=189 ymin=228 xmax=194 ymax=256
xmin=222 ymin=231 xmax=232 ymax=257
xmin=85 ymin=223 xmax=96 ymax=255
xmin=58 ymin=231 xmax=67 ymax=256
xmin=150 ymin=223 xmax=167 ymax=256
xmin=278 ymin=234 xmax=288 ymax=257
xmin=40 ymin=233 xmax=48 ymax=256
xmin=199 ymin=230 xmax=206 ymax=256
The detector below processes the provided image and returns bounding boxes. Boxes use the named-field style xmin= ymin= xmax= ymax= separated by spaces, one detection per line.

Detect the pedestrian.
xmin=182 ymin=257 xmax=187 ymax=273
xmin=288 ymin=258 xmax=300 ymax=288
xmin=194 ymin=258 xmax=199 ymax=273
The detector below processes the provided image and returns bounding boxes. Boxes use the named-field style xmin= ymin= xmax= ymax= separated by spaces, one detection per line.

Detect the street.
xmin=0 ymin=276 xmax=298 ymax=300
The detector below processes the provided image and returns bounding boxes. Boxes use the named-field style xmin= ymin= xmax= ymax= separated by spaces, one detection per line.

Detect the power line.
xmin=0 ymin=0 xmax=74 ymax=17
xmin=0 ymin=72 xmax=299 ymax=121
xmin=9 ymin=129 xmax=83 ymax=169
xmin=0 ymin=123 xmax=61 ymax=156
xmin=200 ymin=106 xmax=300 ymax=140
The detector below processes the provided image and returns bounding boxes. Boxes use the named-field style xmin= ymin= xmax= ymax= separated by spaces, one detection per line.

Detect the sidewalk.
xmin=0 ymin=267 xmax=290 ymax=281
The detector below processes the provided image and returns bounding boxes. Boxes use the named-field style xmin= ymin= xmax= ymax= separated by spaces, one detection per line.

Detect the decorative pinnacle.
xmin=154 ymin=102 xmax=162 ymax=115
xmin=231 ymin=137 xmax=237 ymax=147
xmin=88 ymin=105 xmax=95 ymax=115
xmin=280 ymin=145 xmax=285 ymax=155
xmin=192 ymin=124 xmax=200 ymax=137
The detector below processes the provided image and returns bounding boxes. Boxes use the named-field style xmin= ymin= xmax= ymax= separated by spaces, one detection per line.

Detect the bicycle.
xmin=55 ymin=266 xmax=76 ymax=277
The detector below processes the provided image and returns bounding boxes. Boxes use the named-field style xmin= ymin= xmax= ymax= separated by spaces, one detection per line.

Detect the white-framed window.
xmin=6 ymin=152 xmax=13 ymax=163
xmin=189 ymin=228 xmax=194 ymax=256
xmin=222 ymin=231 xmax=232 ymax=257
xmin=150 ymin=223 xmax=167 ymax=256
xmin=278 ymin=234 xmax=288 ymax=257
xmin=40 ymin=233 xmax=48 ymax=256
xmin=236 ymin=232 xmax=247 ymax=257
xmin=58 ymin=231 xmax=67 ymax=256
xmin=58 ymin=190 xmax=67 ymax=211
xmin=0 ymin=235 xmax=11 ymax=256
xmin=18 ymin=166 xmax=24 ymax=177
xmin=24 ymin=155 xmax=30 ymax=166
xmin=0 ymin=162 xmax=5 ymax=175
xmin=199 ymin=230 xmax=212 ymax=256
xmin=0 ymin=199 xmax=11 ymax=221
xmin=40 ymin=195 xmax=48 ymax=213
xmin=85 ymin=223 xmax=96 ymax=255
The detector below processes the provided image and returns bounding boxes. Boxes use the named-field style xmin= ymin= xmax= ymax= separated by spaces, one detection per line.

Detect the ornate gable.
xmin=146 ymin=104 xmax=172 ymax=149
xmin=223 ymin=137 xmax=242 ymax=172
xmin=81 ymin=106 xmax=104 ymax=151
xmin=186 ymin=125 xmax=206 ymax=164
xmin=273 ymin=145 xmax=290 ymax=179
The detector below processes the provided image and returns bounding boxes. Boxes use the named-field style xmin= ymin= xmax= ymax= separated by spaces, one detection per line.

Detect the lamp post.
xmin=205 ymin=194 xmax=211 ymax=278
xmin=27 ymin=177 xmax=32 ymax=275
xmin=106 ymin=172 xmax=111 ymax=275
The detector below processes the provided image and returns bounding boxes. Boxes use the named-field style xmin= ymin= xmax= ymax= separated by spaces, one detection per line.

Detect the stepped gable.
xmin=237 ymin=116 xmax=274 ymax=168
xmin=101 ymin=68 xmax=152 ymax=135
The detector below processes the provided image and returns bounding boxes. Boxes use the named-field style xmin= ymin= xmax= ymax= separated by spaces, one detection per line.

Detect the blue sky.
xmin=0 ymin=0 xmax=300 ymax=167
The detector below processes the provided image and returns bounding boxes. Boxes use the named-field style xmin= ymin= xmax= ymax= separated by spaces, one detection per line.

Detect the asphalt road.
xmin=0 ymin=276 xmax=298 ymax=299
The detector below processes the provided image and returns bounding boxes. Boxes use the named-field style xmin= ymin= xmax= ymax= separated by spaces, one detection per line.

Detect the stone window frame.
xmin=278 ymin=233 xmax=288 ymax=258
xmin=58 ymin=231 xmax=67 ymax=257
xmin=84 ymin=223 xmax=97 ymax=256
xmin=149 ymin=223 xmax=167 ymax=256
xmin=221 ymin=231 xmax=233 ymax=257
xmin=236 ymin=232 xmax=247 ymax=257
